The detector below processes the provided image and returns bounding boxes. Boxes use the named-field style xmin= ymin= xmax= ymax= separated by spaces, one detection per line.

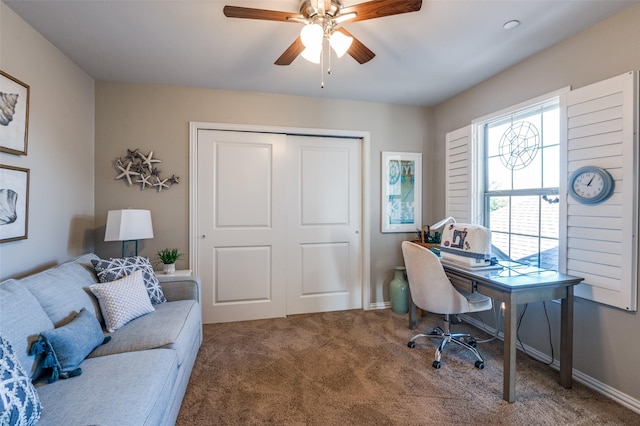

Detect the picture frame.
xmin=0 ymin=164 xmax=30 ymax=243
xmin=0 ymin=70 xmax=30 ymax=155
xmin=381 ymin=151 xmax=422 ymax=233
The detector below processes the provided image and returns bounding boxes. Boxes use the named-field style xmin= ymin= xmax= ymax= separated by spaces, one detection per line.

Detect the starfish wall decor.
xmin=113 ymin=149 xmax=179 ymax=192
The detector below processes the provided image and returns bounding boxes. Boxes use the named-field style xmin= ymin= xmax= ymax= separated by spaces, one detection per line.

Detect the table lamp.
xmin=104 ymin=209 xmax=154 ymax=257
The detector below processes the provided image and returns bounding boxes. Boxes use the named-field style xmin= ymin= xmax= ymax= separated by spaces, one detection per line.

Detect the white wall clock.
xmin=568 ymin=166 xmax=615 ymax=204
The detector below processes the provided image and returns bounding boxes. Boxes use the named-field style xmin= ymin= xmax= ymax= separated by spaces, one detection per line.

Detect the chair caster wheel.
xmin=475 ymin=361 xmax=484 ymax=369
xmin=407 ymin=341 xmax=416 ymax=349
xmin=432 ymin=360 xmax=441 ymax=369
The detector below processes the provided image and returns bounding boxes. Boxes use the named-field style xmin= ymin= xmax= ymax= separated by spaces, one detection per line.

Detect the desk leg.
xmin=409 ymin=297 xmax=417 ymax=330
xmin=560 ymin=286 xmax=574 ymax=388
xmin=503 ymin=296 xmax=517 ymax=403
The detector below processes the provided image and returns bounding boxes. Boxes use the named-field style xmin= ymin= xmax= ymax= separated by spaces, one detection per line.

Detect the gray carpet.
xmin=177 ymin=309 xmax=640 ymax=425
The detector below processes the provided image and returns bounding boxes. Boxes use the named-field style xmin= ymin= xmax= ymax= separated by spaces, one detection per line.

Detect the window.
xmin=478 ymin=98 xmax=560 ymax=270
xmin=447 ymin=72 xmax=638 ymax=310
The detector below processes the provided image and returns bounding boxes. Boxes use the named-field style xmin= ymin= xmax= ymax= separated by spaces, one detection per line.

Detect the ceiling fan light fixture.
xmin=300 ymin=23 xmax=323 ymax=49
xmin=329 ymin=31 xmax=353 ymax=58
xmin=301 ymin=46 xmax=322 ymax=64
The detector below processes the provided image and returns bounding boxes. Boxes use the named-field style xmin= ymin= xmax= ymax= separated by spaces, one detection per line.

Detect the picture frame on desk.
xmin=381 ymin=151 xmax=422 ymax=233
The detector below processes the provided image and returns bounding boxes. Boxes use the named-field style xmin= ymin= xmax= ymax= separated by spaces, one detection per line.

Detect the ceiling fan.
xmin=223 ymin=0 xmax=423 ymax=66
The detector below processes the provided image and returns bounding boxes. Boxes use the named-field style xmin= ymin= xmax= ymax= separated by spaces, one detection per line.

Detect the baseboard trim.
xmin=369 ymin=301 xmax=391 ymax=310
xmin=462 ymin=314 xmax=640 ymax=414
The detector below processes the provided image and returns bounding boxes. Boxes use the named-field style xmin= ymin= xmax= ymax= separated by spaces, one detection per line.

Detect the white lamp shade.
xmin=104 ymin=209 xmax=154 ymax=241
xmin=300 ymin=23 xmax=323 ymax=49
xmin=301 ymin=47 xmax=322 ymax=64
xmin=329 ymin=31 xmax=353 ymax=58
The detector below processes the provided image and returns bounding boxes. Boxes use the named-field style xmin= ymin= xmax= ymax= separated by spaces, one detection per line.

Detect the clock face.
xmin=572 ymin=171 xmax=605 ymax=199
xmin=568 ymin=166 xmax=614 ymax=204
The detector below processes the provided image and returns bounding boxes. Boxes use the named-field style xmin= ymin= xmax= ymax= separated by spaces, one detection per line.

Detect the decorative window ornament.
xmin=498 ymin=121 xmax=540 ymax=170
xmin=112 ymin=149 xmax=179 ymax=192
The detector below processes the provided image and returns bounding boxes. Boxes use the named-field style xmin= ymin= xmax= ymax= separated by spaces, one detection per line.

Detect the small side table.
xmin=160 ymin=269 xmax=192 ymax=277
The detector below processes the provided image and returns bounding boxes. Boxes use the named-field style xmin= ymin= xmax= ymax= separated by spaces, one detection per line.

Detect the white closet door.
xmin=196 ymin=130 xmax=362 ymax=323
xmin=197 ymin=130 xmax=287 ymax=323
xmin=285 ymin=135 xmax=362 ymax=315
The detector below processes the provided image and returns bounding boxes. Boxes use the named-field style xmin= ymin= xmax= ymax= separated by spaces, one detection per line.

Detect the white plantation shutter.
xmin=566 ymin=71 xmax=638 ymax=311
xmin=445 ymin=126 xmax=473 ymax=223
xmin=444 ymin=72 xmax=638 ymax=310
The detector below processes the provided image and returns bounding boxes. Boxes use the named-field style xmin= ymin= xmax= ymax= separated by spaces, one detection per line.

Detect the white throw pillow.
xmin=90 ymin=270 xmax=154 ymax=332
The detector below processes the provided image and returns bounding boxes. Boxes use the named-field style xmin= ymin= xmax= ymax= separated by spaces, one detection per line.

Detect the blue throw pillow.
xmin=0 ymin=333 xmax=42 ymax=426
xmin=30 ymin=308 xmax=110 ymax=383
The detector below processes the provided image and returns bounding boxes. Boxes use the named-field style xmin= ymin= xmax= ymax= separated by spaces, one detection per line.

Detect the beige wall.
xmin=94 ymin=83 xmax=431 ymax=305
xmin=0 ymin=4 xmax=95 ymax=279
xmin=430 ymin=4 xmax=640 ymax=403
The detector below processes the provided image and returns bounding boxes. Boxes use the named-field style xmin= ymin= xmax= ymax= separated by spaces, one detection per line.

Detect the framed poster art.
xmin=0 ymin=164 xmax=30 ymax=243
xmin=381 ymin=151 xmax=422 ymax=233
xmin=0 ymin=70 xmax=30 ymax=155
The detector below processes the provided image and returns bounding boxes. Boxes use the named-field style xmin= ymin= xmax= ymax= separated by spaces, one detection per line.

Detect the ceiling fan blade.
xmin=223 ymin=5 xmax=302 ymax=22
xmin=275 ymin=37 xmax=305 ymax=66
xmin=337 ymin=28 xmax=375 ymax=64
xmin=341 ymin=0 xmax=422 ymax=23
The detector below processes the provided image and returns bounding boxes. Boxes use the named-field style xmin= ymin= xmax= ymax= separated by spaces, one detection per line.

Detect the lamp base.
xmin=121 ymin=240 xmax=139 ymax=258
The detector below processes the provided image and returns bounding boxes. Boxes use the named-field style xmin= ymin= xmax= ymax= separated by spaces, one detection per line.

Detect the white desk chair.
xmin=401 ymin=241 xmax=492 ymax=369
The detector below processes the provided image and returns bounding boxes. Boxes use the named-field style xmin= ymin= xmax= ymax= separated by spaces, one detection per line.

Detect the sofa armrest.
xmin=156 ymin=275 xmax=201 ymax=303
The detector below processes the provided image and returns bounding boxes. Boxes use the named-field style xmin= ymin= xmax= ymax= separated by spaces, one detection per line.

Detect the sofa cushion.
xmin=35 ymin=349 xmax=178 ymax=426
xmin=88 ymin=300 xmax=199 ymax=367
xmin=0 ymin=333 xmax=42 ymax=426
xmin=0 ymin=279 xmax=54 ymax=378
xmin=90 ymin=270 xmax=155 ymax=332
xmin=21 ymin=254 xmax=103 ymax=327
xmin=92 ymin=256 xmax=166 ymax=304
xmin=31 ymin=308 xmax=110 ymax=383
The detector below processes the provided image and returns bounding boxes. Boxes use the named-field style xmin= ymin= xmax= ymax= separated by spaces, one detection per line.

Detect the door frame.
xmin=189 ymin=122 xmax=372 ymax=311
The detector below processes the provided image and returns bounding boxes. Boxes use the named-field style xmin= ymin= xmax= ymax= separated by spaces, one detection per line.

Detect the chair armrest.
xmin=156 ymin=275 xmax=201 ymax=303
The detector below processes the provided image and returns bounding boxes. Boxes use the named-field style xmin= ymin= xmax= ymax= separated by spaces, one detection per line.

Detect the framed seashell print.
xmin=0 ymin=164 xmax=29 ymax=243
xmin=0 ymin=70 xmax=30 ymax=156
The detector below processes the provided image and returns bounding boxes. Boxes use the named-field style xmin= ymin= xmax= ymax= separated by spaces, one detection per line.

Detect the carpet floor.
xmin=177 ymin=309 xmax=640 ymax=425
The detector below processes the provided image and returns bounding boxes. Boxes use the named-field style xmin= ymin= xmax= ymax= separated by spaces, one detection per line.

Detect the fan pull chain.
xmin=320 ymin=38 xmax=325 ymax=88
xmin=327 ymin=42 xmax=332 ymax=76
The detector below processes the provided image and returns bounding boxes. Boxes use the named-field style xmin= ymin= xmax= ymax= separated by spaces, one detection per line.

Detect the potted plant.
xmin=156 ymin=248 xmax=183 ymax=274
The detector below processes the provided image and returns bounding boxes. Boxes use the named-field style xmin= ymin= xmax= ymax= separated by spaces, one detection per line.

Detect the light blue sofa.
xmin=0 ymin=253 xmax=202 ymax=425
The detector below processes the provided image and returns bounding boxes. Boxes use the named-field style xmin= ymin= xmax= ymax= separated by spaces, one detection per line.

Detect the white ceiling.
xmin=5 ymin=0 xmax=638 ymax=106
